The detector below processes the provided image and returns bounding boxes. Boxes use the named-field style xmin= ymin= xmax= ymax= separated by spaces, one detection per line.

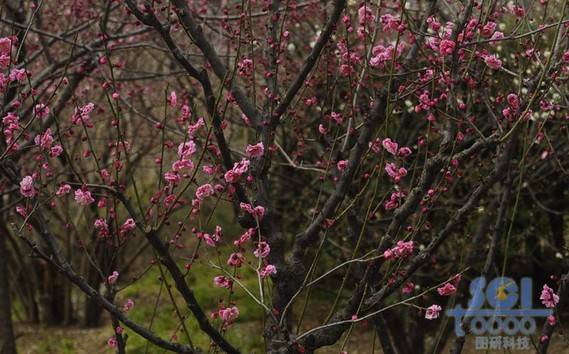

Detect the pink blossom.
xmin=72 ymin=103 xmax=95 ymax=126
xmin=402 ymin=282 xmax=414 ymax=294
xmin=330 ymin=112 xmax=343 ymax=124
xmin=540 ymin=284 xmax=560 ymax=308
xmin=240 ymin=202 xmax=265 ymax=219
xmin=218 ymin=306 xmax=239 ymax=322
xmin=337 ymin=160 xmax=349 ymax=172
xmin=50 ymin=145 xmax=63 ymax=157
xmin=254 ymin=242 xmax=270 ymax=258
xmin=507 ymin=93 xmax=520 ymax=110
xmin=369 ymin=45 xmax=401 ymax=69
xmin=425 ymin=304 xmax=442 ymax=319
xmin=213 ymin=276 xmax=232 ymax=289
xmin=480 ymin=22 xmax=496 ymax=37
xmin=224 ymin=159 xmax=250 ymax=183
xmin=188 ymin=117 xmax=205 ymax=137
xmin=0 ymin=37 xmax=11 ymax=55
xmin=384 ymin=240 xmax=414 ymax=260
xmin=56 ymin=184 xmax=71 ymax=196
xmin=16 ymin=206 xmax=27 ymax=218
xmin=380 ymin=14 xmax=402 ymax=33
xmin=33 ymin=104 xmax=50 ymax=119
xmin=399 ymin=147 xmax=412 ymax=157
xmin=195 ymin=183 xmax=215 ymax=200
xmin=107 ymin=271 xmax=119 ymax=285
xmin=95 ymin=219 xmax=109 ymax=237
xmin=246 ymin=142 xmax=264 ymax=158
xmin=164 ymin=171 xmax=180 ymax=185
xmin=260 ymin=264 xmax=277 ymax=278
xmin=437 ymin=283 xmax=457 ymax=296
xmin=107 ymin=337 xmax=117 ymax=348
xmin=484 ymin=55 xmax=502 ymax=70
xmin=234 ymin=228 xmax=255 ymax=247
xmin=178 ymin=141 xmax=197 ymax=159
xmin=439 ymin=40 xmax=456 ymax=57
xmin=202 ymin=232 xmax=220 ymax=247
xmin=382 ymin=138 xmax=399 ymax=155
xmin=122 ymin=299 xmax=134 ymax=312
xmin=358 ymin=4 xmax=375 ymax=25
xmin=227 ymin=252 xmax=244 ymax=267
xmin=547 ymin=315 xmax=556 ymax=326
xmin=74 ymin=188 xmax=95 ymax=205
xmin=369 ymin=138 xmax=381 ymax=153
xmin=384 ymin=191 xmax=405 ymax=210
xmin=385 ymin=163 xmax=408 ymax=182
xmin=238 ymin=58 xmax=254 ymax=77
xmin=20 ymin=176 xmax=36 ymax=198
xmin=172 ymin=159 xmax=194 ymax=172
xmin=427 ymin=16 xmax=441 ymax=31
xmin=121 ymin=218 xmax=136 ymax=233
xmin=0 ymin=55 xmax=9 ymax=70
xmin=34 ymin=128 xmax=54 ymax=150
xmin=9 ymin=69 xmax=27 ymax=82
xmin=169 ymin=91 xmax=177 ymax=107
xmin=490 ymin=31 xmax=504 ymax=45
xmin=563 ymin=50 xmax=569 ymax=63
xmin=510 ymin=5 xmax=526 ymax=17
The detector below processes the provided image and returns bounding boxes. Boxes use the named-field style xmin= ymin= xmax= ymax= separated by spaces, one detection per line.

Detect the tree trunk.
xmin=0 ymin=220 xmax=17 ymax=354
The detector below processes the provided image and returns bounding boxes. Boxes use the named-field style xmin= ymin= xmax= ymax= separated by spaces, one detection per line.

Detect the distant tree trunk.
xmin=38 ymin=260 xmax=67 ymax=325
xmin=6 ymin=235 xmax=39 ymax=323
xmin=0 ymin=220 xmax=17 ymax=354
xmin=83 ymin=241 xmax=109 ymax=327
xmin=83 ymin=264 xmax=104 ymax=327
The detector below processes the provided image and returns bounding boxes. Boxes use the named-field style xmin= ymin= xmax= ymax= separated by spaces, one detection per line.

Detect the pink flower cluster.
xmin=33 ymin=104 xmax=49 ymax=120
xmin=425 ymin=304 xmax=442 ymax=319
xmin=253 ymin=241 xmax=270 ymax=258
xmin=198 ymin=225 xmax=223 ymax=248
xmin=107 ymin=271 xmax=119 ymax=285
xmin=224 ymin=159 xmax=250 ymax=183
xmin=213 ymin=276 xmax=233 ymax=289
xmin=94 ymin=218 xmax=110 ymax=238
xmin=384 ymin=191 xmax=405 ymax=210
xmin=382 ymin=138 xmax=412 ymax=157
xmin=0 ymin=37 xmax=11 ymax=70
xmin=2 ymin=112 xmax=20 ymax=151
xmin=218 ymin=306 xmax=239 ymax=323
xmin=369 ymin=44 xmax=402 ymax=69
xmin=246 ymin=142 xmax=264 ymax=158
xmin=20 ymin=176 xmax=36 ymax=198
xmin=259 ymin=264 xmax=277 ymax=278
xmin=502 ymin=93 xmax=520 ymax=121
xmin=240 ymin=202 xmax=265 ymax=219
xmin=71 ymin=103 xmax=95 ymax=127
xmin=383 ymin=240 xmax=414 ymax=260
xmin=74 ymin=188 xmax=95 ymax=205
xmin=437 ymin=283 xmax=457 ymax=296
xmin=483 ymin=54 xmax=502 ymax=70
xmin=238 ymin=58 xmax=253 ymax=77
xmin=357 ymin=4 xmax=375 ymax=38
xmin=385 ymin=162 xmax=408 ymax=182
xmin=540 ymin=284 xmax=559 ymax=308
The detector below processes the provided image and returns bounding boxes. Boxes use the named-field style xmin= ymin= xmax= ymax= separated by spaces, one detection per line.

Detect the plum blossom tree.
xmin=0 ymin=0 xmax=568 ymax=353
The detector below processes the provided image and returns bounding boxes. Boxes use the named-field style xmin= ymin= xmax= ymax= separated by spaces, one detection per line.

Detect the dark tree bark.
xmin=0 ymin=217 xmax=17 ymax=354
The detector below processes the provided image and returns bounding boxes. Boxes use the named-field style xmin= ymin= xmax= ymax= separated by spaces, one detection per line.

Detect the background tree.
xmin=0 ymin=0 xmax=568 ymax=353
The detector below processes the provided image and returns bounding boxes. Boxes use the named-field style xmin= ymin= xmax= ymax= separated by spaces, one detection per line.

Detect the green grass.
xmin=36 ymin=338 xmax=75 ymax=354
